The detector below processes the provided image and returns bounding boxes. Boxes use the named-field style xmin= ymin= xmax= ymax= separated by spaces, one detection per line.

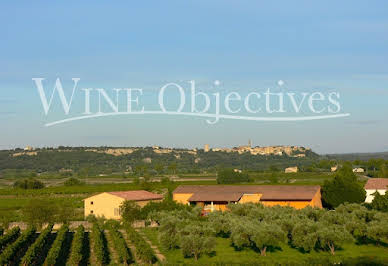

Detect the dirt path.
xmin=88 ymin=232 xmax=99 ymax=266
xmin=119 ymin=229 xmax=141 ymax=265
xmin=135 ymin=229 xmax=166 ymax=263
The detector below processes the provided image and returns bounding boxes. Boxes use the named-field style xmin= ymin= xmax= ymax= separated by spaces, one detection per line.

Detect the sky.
xmin=0 ymin=1 xmax=388 ymax=154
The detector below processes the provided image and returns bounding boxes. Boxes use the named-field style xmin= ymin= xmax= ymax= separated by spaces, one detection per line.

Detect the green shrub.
xmin=108 ymin=225 xmax=133 ymax=265
xmin=0 ymin=226 xmax=20 ymax=251
xmin=0 ymin=227 xmax=36 ymax=265
xmin=91 ymin=223 xmax=109 ymax=265
xmin=64 ymin=177 xmax=85 ymax=186
xmin=44 ymin=224 xmax=69 ymax=266
xmin=21 ymin=224 xmax=53 ymax=266
xmin=13 ymin=178 xmax=45 ymax=189
xmin=217 ymin=168 xmax=251 ymax=184
xmin=126 ymin=226 xmax=156 ymax=264
xmin=67 ymin=225 xmax=85 ymax=266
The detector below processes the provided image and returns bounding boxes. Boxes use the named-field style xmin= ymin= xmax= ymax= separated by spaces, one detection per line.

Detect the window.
xmin=90 ymin=210 xmax=94 ymax=214
xmin=114 ymin=208 xmax=121 ymax=216
xmin=90 ymin=201 xmax=94 ymax=205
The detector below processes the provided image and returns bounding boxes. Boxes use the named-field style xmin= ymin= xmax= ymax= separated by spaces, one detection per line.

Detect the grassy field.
xmin=0 ymin=196 xmax=84 ymax=222
xmin=141 ymin=227 xmax=388 ymax=265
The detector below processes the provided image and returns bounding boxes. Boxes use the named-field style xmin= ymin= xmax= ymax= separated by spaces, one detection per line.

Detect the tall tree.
xmin=321 ymin=164 xmax=366 ymax=208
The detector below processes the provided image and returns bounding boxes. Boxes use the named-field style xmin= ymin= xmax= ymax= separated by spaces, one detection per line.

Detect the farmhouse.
xmin=84 ymin=190 xmax=163 ymax=219
xmin=285 ymin=166 xmax=298 ymax=173
xmin=353 ymin=167 xmax=365 ymax=173
xmin=364 ymin=178 xmax=388 ymax=203
xmin=173 ymin=185 xmax=322 ymax=212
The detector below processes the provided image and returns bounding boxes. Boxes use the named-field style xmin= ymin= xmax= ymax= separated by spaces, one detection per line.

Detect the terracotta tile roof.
xmin=107 ymin=190 xmax=163 ymax=201
xmin=173 ymin=185 xmax=320 ymax=201
xmin=364 ymin=178 xmax=388 ymax=190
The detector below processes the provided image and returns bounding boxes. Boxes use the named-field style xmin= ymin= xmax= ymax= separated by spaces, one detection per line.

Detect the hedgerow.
xmin=21 ymin=224 xmax=53 ymax=266
xmin=66 ymin=225 xmax=85 ymax=266
xmin=91 ymin=222 xmax=109 ymax=265
xmin=107 ymin=225 xmax=132 ymax=265
xmin=0 ymin=227 xmax=20 ymax=251
xmin=0 ymin=227 xmax=36 ymax=265
xmin=126 ymin=226 xmax=156 ymax=264
xmin=44 ymin=224 xmax=69 ymax=266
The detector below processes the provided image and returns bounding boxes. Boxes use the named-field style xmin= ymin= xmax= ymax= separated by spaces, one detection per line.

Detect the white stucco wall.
xmin=365 ymin=189 xmax=387 ymax=203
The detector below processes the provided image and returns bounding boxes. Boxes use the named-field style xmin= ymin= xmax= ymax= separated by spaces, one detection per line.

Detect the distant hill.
xmin=325 ymin=151 xmax=388 ymax=161
xmin=0 ymin=146 xmax=319 ymax=177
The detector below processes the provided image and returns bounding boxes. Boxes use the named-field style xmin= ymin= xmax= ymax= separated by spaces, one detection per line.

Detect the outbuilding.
xmin=173 ymin=185 xmax=322 ymax=213
xmin=84 ymin=190 xmax=163 ymax=219
xmin=364 ymin=178 xmax=388 ymax=203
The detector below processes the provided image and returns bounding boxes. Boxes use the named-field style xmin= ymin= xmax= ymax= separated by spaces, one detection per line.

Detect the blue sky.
xmin=0 ymin=1 xmax=387 ymax=154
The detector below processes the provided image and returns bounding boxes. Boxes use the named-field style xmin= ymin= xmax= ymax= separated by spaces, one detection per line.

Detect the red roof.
xmin=364 ymin=178 xmax=388 ymax=190
xmin=174 ymin=185 xmax=320 ymax=201
xmin=107 ymin=190 xmax=163 ymax=201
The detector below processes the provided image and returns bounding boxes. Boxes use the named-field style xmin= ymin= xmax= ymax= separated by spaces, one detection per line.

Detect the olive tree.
xmin=208 ymin=211 xmax=232 ymax=237
xmin=292 ymin=220 xmax=318 ymax=252
xmin=250 ymin=222 xmax=286 ymax=256
xmin=366 ymin=220 xmax=388 ymax=245
xmin=317 ymin=224 xmax=354 ymax=255
xmin=158 ymin=215 xmax=182 ymax=249
xmin=120 ymin=200 xmax=142 ymax=224
xmin=229 ymin=219 xmax=255 ymax=249
xmin=179 ymin=223 xmax=216 ymax=260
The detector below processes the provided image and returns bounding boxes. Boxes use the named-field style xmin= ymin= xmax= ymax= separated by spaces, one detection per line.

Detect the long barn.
xmin=173 ymin=185 xmax=322 ymax=212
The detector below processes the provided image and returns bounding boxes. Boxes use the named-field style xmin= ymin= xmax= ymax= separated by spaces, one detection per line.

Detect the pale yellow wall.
xmin=84 ymin=193 xmax=162 ymax=220
xmin=84 ymin=192 xmax=124 ymax=220
xmin=239 ymin=194 xmax=262 ymax=203
xmin=173 ymin=193 xmax=193 ymax=205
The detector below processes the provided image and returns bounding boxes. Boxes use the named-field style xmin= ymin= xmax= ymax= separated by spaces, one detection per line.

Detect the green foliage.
xmin=13 ymin=178 xmax=45 ymax=189
xmin=322 ymin=164 xmax=366 ymax=208
xmin=120 ymin=200 xmax=142 ymax=224
xmin=90 ymin=222 xmax=109 ymax=265
xmin=366 ymin=219 xmax=388 ymax=245
xmin=370 ymin=191 xmax=388 ymax=212
xmin=229 ymin=220 xmax=255 ymax=249
xmin=142 ymin=198 xmax=189 ymax=221
xmin=208 ymin=211 xmax=232 ymax=237
xmin=22 ymin=198 xmax=75 ymax=228
xmin=22 ymin=199 xmax=56 ymax=228
xmin=64 ymin=177 xmax=85 ymax=186
xmin=217 ymin=168 xmax=251 ymax=184
xmin=67 ymin=225 xmax=85 ymax=266
xmin=158 ymin=215 xmax=181 ymax=249
xmin=44 ymin=224 xmax=69 ymax=266
xmin=107 ymin=224 xmax=133 ymax=265
xmin=250 ymin=223 xmax=286 ymax=256
xmin=292 ymin=221 xmax=318 ymax=252
xmin=0 ymin=227 xmax=36 ymax=265
xmin=0 ymin=227 xmax=20 ymax=251
xmin=316 ymin=225 xmax=354 ymax=255
xmin=126 ymin=226 xmax=156 ymax=264
xmin=21 ymin=224 xmax=53 ymax=266
xmin=180 ymin=223 xmax=216 ymax=260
